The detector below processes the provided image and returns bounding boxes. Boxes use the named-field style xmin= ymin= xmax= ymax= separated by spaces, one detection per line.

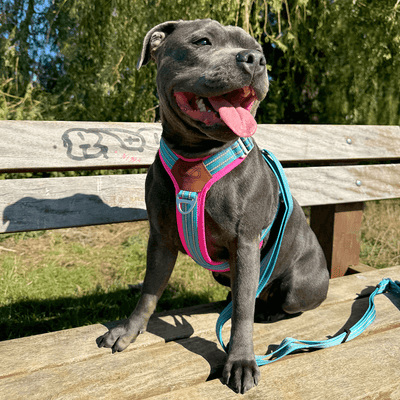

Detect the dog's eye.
xmin=194 ymin=38 xmax=212 ymax=46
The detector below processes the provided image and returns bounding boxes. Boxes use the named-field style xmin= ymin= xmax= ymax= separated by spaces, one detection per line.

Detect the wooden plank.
xmin=255 ymin=124 xmax=400 ymax=163
xmin=0 ymin=121 xmax=162 ymax=172
xmin=148 ymin=327 xmax=400 ymax=400
xmin=285 ymin=163 xmax=400 ymax=207
xmin=310 ymin=202 xmax=364 ymax=278
xmin=347 ymin=263 xmax=376 ymax=274
xmin=1 ymin=266 xmax=399 ymax=383
xmin=1 ymin=280 xmax=399 ymax=399
xmin=331 ymin=203 xmax=364 ymax=277
xmin=1 ymin=163 xmax=399 ymax=233
xmin=0 ymin=174 xmax=147 ymax=233
xmin=1 ymin=122 xmax=400 ymax=172
xmin=321 ymin=264 xmax=400 ymax=305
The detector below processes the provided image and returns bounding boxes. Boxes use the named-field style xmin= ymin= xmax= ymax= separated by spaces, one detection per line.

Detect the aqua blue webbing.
xmin=161 ymin=137 xmax=275 ymax=272
xmin=253 ymin=278 xmax=400 ymax=365
xmin=215 ymin=149 xmax=294 ymax=361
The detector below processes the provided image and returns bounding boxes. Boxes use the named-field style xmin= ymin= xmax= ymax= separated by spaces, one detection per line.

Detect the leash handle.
xmin=255 ymin=278 xmax=400 ymax=365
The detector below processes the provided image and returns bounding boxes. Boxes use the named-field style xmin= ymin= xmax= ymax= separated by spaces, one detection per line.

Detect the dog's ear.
xmin=136 ymin=21 xmax=180 ymax=70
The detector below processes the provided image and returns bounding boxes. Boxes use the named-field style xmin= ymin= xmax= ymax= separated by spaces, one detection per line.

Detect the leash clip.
xmin=375 ymin=278 xmax=391 ymax=294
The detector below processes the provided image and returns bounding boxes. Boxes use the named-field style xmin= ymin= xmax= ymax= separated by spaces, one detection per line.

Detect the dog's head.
xmin=137 ymin=19 xmax=269 ymax=147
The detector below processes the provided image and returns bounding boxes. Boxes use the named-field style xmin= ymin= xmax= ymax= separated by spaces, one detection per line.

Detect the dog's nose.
xmin=236 ymin=50 xmax=266 ymax=76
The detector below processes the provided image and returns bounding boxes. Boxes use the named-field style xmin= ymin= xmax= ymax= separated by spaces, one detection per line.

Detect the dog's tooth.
xmin=243 ymin=87 xmax=251 ymax=97
xmin=196 ymin=98 xmax=207 ymax=112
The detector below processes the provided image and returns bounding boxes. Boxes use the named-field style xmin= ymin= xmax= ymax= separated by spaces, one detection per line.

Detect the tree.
xmin=1 ymin=0 xmax=399 ymax=125
xmin=257 ymin=0 xmax=400 ymax=125
xmin=40 ymin=0 xmax=250 ymax=122
xmin=0 ymin=0 xmax=54 ymax=120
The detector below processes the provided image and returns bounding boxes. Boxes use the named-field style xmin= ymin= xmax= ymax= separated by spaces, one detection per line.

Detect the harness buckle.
xmin=238 ymin=138 xmax=251 ymax=158
xmin=176 ymin=195 xmax=197 ymax=215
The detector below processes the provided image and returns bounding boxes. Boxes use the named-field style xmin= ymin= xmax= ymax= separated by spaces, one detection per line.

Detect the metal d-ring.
xmin=176 ymin=196 xmax=197 ymax=215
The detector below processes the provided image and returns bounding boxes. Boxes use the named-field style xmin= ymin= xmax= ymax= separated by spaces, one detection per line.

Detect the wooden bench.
xmin=1 ymin=121 xmax=400 ymax=398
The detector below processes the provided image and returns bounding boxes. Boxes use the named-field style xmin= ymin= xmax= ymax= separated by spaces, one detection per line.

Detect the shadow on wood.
xmin=98 ymin=302 xmax=229 ymax=382
xmin=263 ymin=284 xmax=400 ymax=359
xmin=2 ymin=193 xmax=147 ymax=233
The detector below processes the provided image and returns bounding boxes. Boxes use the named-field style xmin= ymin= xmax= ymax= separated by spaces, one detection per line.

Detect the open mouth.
xmin=174 ymin=86 xmax=257 ymax=137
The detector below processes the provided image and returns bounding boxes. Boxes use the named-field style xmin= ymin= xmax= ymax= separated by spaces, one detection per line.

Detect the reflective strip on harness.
xmin=159 ymin=137 xmax=265 ymax=272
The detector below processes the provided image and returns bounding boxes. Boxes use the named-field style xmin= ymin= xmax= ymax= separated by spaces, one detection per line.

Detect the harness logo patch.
xmin=171 ymin=159 xmax=212 ymax=192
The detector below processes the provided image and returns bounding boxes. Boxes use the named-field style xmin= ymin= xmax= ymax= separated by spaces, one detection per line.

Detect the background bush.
xmin=1 ymin=0 xmax=399 ymax=125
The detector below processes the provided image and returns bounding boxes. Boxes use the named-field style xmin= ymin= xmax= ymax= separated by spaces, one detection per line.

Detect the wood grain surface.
xmin=1 ymin=121 xmax=399 ymax=172
xmin=1 ymin=163 xmax=399 ymax=233
xmin=1 ymin=266 xmax=399 ymax=400
xmin=1 ymin=122 xmax=399 ymax=398
xmin=0 ymin=174 xmax=147 ymax=233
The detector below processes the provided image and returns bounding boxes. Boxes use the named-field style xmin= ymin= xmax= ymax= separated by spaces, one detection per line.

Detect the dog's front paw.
xmin=222 ymin=354 xmax=260 ymax=394
xmin=97 ymin=321 xmax=142 ymax=353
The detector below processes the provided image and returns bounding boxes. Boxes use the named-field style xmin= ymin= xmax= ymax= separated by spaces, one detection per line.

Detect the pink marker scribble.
xmin=114 ymin=151 xmax=141 ymax=163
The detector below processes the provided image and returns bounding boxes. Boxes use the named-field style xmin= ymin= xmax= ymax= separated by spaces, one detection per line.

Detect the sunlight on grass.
xmin=0 ymin=222 xmax=228 ymax=340
xmin=0 ymin=256 xmax=96 ymax=303
xmin=360 ymin=200 xmax=400 ymax=269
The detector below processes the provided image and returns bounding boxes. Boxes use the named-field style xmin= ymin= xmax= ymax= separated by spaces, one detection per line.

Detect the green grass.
xmin=0 ymin=222 xmax=228 ymax=341
xmin=360 ymin=200 xmax=400 ymax=269
xmin=1 ymin=199 xmax=399 ymax=341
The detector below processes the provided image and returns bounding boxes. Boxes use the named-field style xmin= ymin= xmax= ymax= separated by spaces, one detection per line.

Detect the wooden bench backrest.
xmin=1 ymin=121 xmax=400 ymax=234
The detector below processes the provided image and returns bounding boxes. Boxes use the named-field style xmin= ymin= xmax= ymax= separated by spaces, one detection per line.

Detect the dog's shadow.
xmin=149 ymin=312 xmax=227 ymax=381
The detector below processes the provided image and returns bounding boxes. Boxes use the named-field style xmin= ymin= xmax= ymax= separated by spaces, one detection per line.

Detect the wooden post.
xmin=310 ymin=202 xmax=364 ymax=278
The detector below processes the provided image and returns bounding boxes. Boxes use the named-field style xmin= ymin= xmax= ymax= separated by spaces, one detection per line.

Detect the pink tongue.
xmin=208 ymin=95 xmax=257 ymax=137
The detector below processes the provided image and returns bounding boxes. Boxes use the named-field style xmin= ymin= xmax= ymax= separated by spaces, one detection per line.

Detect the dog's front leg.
xmin=223 ymin=237 xmax=261 ymax=394
xmin=98 ymin=233 xmax=178 ymax=353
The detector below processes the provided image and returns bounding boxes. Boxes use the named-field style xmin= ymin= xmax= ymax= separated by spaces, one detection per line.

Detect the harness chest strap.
xmin=159 ymin=137 xmax=278 ymax=272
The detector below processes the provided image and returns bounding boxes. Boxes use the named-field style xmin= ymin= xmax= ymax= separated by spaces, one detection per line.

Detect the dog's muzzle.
xmin=174 ymin=86 xmax=258 ymax=137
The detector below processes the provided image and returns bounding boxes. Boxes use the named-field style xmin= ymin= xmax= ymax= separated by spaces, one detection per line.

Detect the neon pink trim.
xmin=158 ymin=150 xmax=195 ymax=260
xmin=174 ymin=153 xmax=212 ymax=163
xmin=159 ymin=147 xmax=247 ymax=273
xmin=197 ymin=157 xmax=245 ymax=269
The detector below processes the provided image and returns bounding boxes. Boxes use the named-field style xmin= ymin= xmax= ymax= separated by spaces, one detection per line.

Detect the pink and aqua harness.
xmin=159 ymin=137 xmax=285 ymax=273
xmin=158 ymin=136 xmax=400 ymax=366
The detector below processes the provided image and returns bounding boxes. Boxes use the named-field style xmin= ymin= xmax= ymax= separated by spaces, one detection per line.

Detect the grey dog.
xmin=98 ymin=19 xmax=329 ymax=394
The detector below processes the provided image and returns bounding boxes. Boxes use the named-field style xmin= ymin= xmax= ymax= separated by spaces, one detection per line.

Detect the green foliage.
xmin=0 ymin=0 xmax=399 ymax=124
xmin=0 ymin=0 xmax=57 ymax=120
xmin=258 ymin=0 xmax=400 ymax=124
xmin=40 ymin=0 xmax=246 ymax=122
xmin=0 ymin=34 xmax=46 ymax=120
